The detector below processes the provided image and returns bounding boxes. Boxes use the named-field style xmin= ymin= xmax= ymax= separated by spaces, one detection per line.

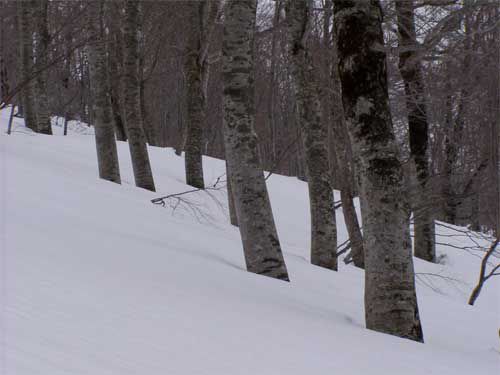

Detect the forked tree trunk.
xmin=88 ymin=0 xmax=121 ymax=184
xmin=223 ymin=0 xmax=289 ymax=281
xmin=395 ymin=0 xmax=435 ymax=262
xmin=286 ymin=0 xmax=337 ymax=270
xmin=34 ymin=0 xmax=52 ymax=135
xmin=17 ymin=0 xmax=37 ymax=132
xmin=334 ymin=0 xmax=424 ymax=342
xmin=122 ymin=0 xmax=155 ymax=191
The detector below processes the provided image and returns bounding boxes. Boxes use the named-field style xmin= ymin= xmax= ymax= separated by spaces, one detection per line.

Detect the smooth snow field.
xmin=1 ymin=108 xmax=499 ymax=374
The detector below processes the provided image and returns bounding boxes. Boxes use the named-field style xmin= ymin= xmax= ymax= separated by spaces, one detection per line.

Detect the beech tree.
xmin=33 ymin=0 xmax=51 ymax=135
xmin=88 ymin=0 xmax=121 ymax=184
xmin=122 ymin=0 xmax=155 ymax=192
xmin=286 ymin=0 xmax=337 ymax=271
xmin=183 ymin=0 xmax=220 ymax=189
xmin=334 ymin=0 xmax=424 ymax=342
xmin=395 ymin=0 xmax=435 ymax=262
xmin=17 ymin=0 xmax=37 ymax=132
xmin=223 ymin=0 xmax=289 ymax=281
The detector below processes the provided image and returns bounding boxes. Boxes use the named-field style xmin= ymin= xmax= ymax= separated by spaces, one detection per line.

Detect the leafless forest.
xmin=1 ymin=0 xmax=499 ymax=343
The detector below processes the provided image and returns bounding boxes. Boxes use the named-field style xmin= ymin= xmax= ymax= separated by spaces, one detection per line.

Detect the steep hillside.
xmin=1 ymin=109 xmax=499 ymax=374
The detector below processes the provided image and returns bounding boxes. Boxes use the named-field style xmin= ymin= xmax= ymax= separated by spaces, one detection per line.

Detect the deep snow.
xmin=1 ymin=108 xmax=499 ymax=374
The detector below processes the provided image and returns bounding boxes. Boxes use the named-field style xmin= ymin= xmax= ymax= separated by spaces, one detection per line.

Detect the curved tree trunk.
xmin=334 ymin=0 xmax=424 ymax=342
xmin=34 ymin=0 xmax=52 ymax=135
xmin=88 ymin=0 xmax=121 ymax=184
xmin=223 ymin=0 xmax=289 ymax=281
xmin=122 ymin=0 xmax=155 ymax=191
xmin=17 ymin=0 xmax=37 ymax=132
xmin=286 ymin=0 xmax=337 ymax=271
xmin=395 ymin=0 xmax=435 ymax=262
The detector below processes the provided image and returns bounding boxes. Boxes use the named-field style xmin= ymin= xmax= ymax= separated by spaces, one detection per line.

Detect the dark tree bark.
xmin=395 ymin=0 xmax=435 ymax=262
xmin=286 ymin=0 xmax=337 ymax=271
xmin=184 ymin=1 xmax=207 ymax=188
xmin=17 ymin=0 xmax=37 ymax=132
xmin=122 ymin=0 xmax=155 ymax=191
xmin=107 ymin=3 xmax=127 ymax=142
xmin=226 ymin=160 xmax=238 ymax=227
xmin=34 ymin=0 xmax=52 ymax=135
xmin=334 ymin=0 xmax=424 ymax=342
xmin=327 ymin=4 xmax=365 ymax=268
xmin=223 ymin=0 xmax=289 ymax=281
xmin=88 ymin=0 xmax=121 ymax=184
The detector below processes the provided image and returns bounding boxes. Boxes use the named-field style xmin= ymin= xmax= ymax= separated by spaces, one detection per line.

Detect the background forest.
xmin=0 ymin=0 xmax=499 ymax=374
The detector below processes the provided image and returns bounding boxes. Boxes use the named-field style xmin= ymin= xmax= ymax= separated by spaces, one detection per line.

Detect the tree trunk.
xmin=395 ymin=0 xmax=435 ymax=262
xmin=107 ymin=2 xmax=127 ymax=142
xmin=334 ymin=0 xmax=424 ymax=342
xmin=328 ymin=4 xmax=365 ymax=268
xmin=223 ymin=0 xmax=289 ymax=281
xmin=184 ymin=1 xmax=206 ymax=189
xmin=286 ymin=0 xmax=337 ymax=271
xmin=34 ymin=0 xmax=52 ymax=135
xmin=88 ymin=0 xmax=121 ymax=184
xmin=17 ymin=0 xmax=37 ymax=132
xmin=122 ymin=0 xmax=155 ymax=191
xmin=226 ymin=160 xmax=238 ymax=226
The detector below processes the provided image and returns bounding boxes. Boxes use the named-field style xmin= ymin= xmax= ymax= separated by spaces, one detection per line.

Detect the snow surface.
xmin=1 ymin=107 xmax=499 ymax=374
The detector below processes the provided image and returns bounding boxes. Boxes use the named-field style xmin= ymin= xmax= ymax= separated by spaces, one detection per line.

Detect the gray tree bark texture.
xmin=328 ymin=12 xmax=365 ymax=268
xmin=107 ymin=4 xmax=127 ymax=142
xmin=17 ymin=1 xmax=37 ymax=132
xmin=223 ymin=0 xmax=289 ymax=281
xmin=88 ymin=0 xmax=121 ymax=185
xmin=122 ymin=0 xmax=155 ymax=192
xmin=33 ymin=0 xmax=52 ymax=135
xmin=285 ymin=0 xmax=337 ymax=271
xmin=184 ymin=1 xmax=206 ymax=189
xmin=226 ymin=160 xmax=238 ymax=227
xmin=395 ymin=0 xmax=435 ymax=263
xmin=334 ymin=0 xmax=424 ymax=342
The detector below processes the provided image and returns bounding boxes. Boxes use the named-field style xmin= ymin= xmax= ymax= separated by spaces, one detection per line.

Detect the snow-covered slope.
xmin=1 ymin=108 xmax=499 ymax=374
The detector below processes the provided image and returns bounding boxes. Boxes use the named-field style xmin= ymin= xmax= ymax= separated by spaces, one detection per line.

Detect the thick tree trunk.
xmin=184 ymin=1 xmax=206 ymax=189
xmin=286 ymin=0 xmax=337 ymax=271
xmin=88 ymin=0 xmax=121 ymax=184
xmin=122 ymin=0 xmax=155 ymax=191
xmin=223 ymin=0 xmax=289 ymax=281
xmin=395 ymin=0 xmax=435 ymax=262
xmin=334 ymin=0 xmax=424 ymax=342
xmin=34 ymin=0 xmax=52 ymax=135
xmin=17 ymin=1 xmax=37 ymax=132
